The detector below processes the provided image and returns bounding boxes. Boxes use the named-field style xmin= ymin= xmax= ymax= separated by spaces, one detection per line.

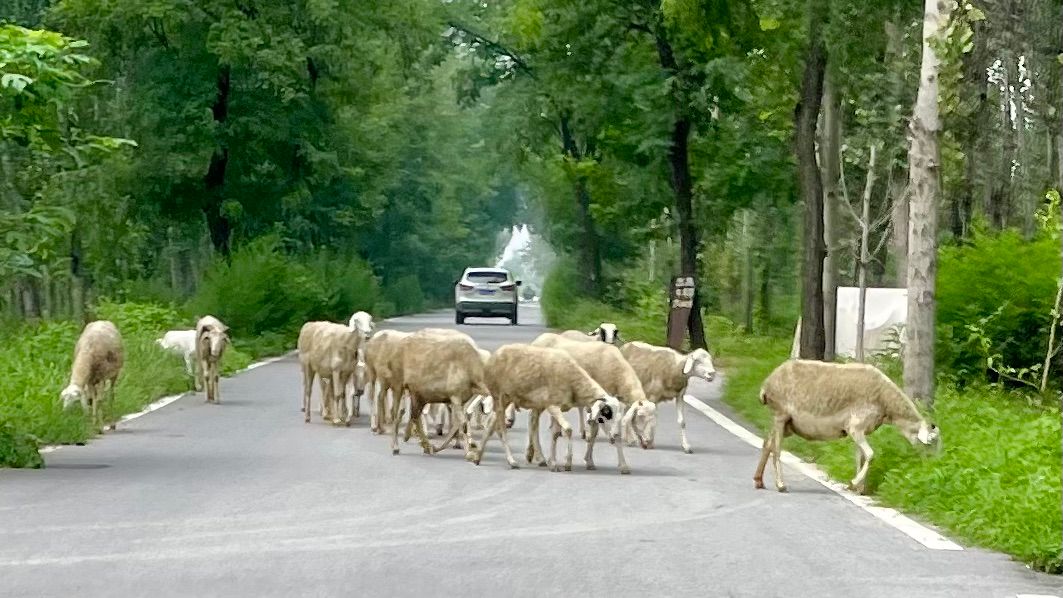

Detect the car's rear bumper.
xmin=457 ymin=301 xmax=515 ymax=315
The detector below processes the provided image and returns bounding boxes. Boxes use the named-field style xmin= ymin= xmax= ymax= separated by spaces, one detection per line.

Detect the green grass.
xmin=0 ymin=300 xmax=254 ymax=467
xmin=546 ymin=296 xmax=1063 ymax=573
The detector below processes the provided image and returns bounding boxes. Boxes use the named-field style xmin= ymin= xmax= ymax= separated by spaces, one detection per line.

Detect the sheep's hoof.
xmin=508 ymin=462 xmax=520 ymax=470
xmin=304 ymin=417 xmax=311 ymax=424
xmin=563 ymin=464 xmax=572 ymax=472
xmin=505 ymin=420 xmax=514 ymax=429
xmin=391 ymin=448 xmax=400 ymax=456
xmin=753 ymin=478 xmax=765 ymax=490
xmin=848 ymin=482 xmax=867 ymax=495
xmin=537 ymin=460 xmax=548 ymax=468
xmin=683 ymin=447 xmax=693 ymax=455
xmin=608 ymin=437 xmax=615 ymax=445
xmin=620 ymin=467 xmax=631 ymax=475
xmin=776 ymin=485 xmax=788 ymax=493
xmin=300 ymin=407 xmax=305 ymax=412
xmin=586 ymin=463 xmax=596 ymax=471
xmin=472 ymin=459 xmax=481 ymax=466
xmin=464 ymin=452 xmax=477 ymax=462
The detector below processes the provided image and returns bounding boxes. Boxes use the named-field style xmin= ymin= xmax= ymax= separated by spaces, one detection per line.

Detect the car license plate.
xmin=478 ymin=289 xmax=495 ymax=295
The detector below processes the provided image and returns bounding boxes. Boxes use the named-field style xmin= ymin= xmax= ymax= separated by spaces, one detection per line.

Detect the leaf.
xmin=1 ymin=73 xmax=32 ymax=92
xmin=758 ymin=18 xmax=780 ymax=31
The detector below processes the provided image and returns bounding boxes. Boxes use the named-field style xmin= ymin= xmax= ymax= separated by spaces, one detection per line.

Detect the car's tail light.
xmin=459 ymin=283 xmax=474 ymax=291
xmin=499 ymin=283 xmax=515 ymax=291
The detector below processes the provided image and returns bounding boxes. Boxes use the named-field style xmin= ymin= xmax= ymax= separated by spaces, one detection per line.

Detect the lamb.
xmin=531 ymin=332 xmax=656 ymax=464
xmin=558 ymin=321 xmax=620 ymax=344
xmin=156 ymin=329 xmax=198 ymax=389
xmin=60 ymin=320 xmax=124 ymax=431
xmin=195 ymin=315 xmax=229 ymax=404
xmin=753 ymin=359 xmax=940 ymax=494
xmin=298 ymin=321 xmax=362 ymax=425
xmin=474 ymin=344 xmax=629 ymax=474
xmin=363 ymin=329 xmax=411 ymax=434
xmin=619 ymin=341 xmax=717 ymax=454
xmin=390 ymin=329 xmax=488 ymax=459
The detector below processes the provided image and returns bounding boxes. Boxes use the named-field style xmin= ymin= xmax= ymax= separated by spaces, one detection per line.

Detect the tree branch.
xmin=445 ymin=21 xmax=534 ymax=77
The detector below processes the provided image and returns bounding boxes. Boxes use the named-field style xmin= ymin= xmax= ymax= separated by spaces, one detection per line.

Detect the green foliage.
xmin=936 ymin=229 xmax=1062 ymax=385
xmin=382 ymin=275 xmax=426 ymax=316
xmin=0 ymin=420 xmax=44 ymax=468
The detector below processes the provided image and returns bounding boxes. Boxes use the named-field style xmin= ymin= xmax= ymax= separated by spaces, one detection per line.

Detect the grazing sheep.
xmin=531 ymin=333 xmax=656 ymax=463
xmin=298 ymin=321 xmax=362 ymax=425
xmin=754 ymin=359 xmax=940 ymax=494
xmin=559 ymin=322 xmax=620 ymax=344
xmin=363 ymin=329 xmax=411 ymax=434
xmin=60 ymin=320 xmax=124 ymax=431
xmin=474 ymin=344 xmax=629 ymax=474
xmin=156 ymin=329 xmax=198 ymax=389
xmin=619 ymin=341 xmax=716 ymax=454
xmin=390 ymin=330 xmax=488 ymax=459
xmin=195 ymin=315 xmax=229 ymax=404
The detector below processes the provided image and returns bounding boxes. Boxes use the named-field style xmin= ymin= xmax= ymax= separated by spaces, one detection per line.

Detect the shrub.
xmin=937 ymin=229 xmax=1061 ymax=385
xmin=383 ymin=274 xmax=425 ymax=315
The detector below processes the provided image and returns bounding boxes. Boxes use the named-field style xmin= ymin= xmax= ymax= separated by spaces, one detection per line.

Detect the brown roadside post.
xmin=667 ymin=276 xmax=695 ymax=350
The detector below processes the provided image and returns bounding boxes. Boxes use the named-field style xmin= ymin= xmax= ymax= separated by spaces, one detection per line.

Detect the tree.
xmin=904 ymin=0 xmax=956 ymax=404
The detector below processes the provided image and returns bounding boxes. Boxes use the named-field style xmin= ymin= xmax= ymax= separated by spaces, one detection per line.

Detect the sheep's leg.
xmin=531 ymin=410 xmax=547 ymax=466
xmin=302 ymin=365 xmax=315 ymax=423
xmin=753 ymin=435 xmax=771 ymax=489
xmin=492 ymin=403 xmax=518 ymax=469
xmin=472 ymin=406 xmax=499 ymax=466
xmin=608 ymin=416 xmax=631 ymax=475
xmin=333 ymin=372 xmax=347 ymax=425
xmin=848 ymin=431 xmax=874 ymax=494
xmin=524 ymin=408 xmax=538 ymax=464
xmin=432 ymin=402 xmax=462 ymax=453
xmin=584 ymin=420 xmax=598 ymax=470
xmin=676 ymin=393 xmax=692 ymax=454
xmin=183 ymin=353 xmax=197 ymax=390
xmin=410 ymin=399 xmax=435 ymax=455
xmin=770 ymin=417 xmax=787 ymax=493
xmin=576 ymin=406 xmax=586 ymax=440
xmin=211 ymin=360 xmax=220 ymax=403
xmin=545 ymin=405 xmax=572 ymax=472
xmin=504 ymin=402 xmax=516 ymax=428
xmin=389 ymin=387 xmax=404 ymax=455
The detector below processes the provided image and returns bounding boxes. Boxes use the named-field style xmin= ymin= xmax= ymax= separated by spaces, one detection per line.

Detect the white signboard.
xmin=834 ymin=287 xmax=908 ymax=359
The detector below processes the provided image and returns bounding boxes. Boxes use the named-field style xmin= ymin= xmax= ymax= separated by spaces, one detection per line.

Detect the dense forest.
xmin=2 ymin=0 xmax=1061 ymax=570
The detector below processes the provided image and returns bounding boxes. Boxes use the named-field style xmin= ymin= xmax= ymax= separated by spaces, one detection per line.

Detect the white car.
xmin=454 ymin=267 xmax=521 ymax=325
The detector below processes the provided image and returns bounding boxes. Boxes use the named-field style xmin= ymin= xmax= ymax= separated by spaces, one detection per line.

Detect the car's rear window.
xmin=467 ymin=271 xmax=508 ymax=283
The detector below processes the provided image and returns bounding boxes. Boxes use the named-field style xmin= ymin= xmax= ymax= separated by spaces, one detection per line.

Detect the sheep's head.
xmin=906 ymin=421 xmax=941 ymax=449
xmin=683 ymin=348 xmax=716 ymax=381
xmin=588 ymin=395 xmax=621 ymax=424
xmin=60 ymin=384 xmax=86 ymax=411
xmin=628 ymin=400 xmax=658 ymax=449
xmin=588 ymin=322 xmax=620 ymax=344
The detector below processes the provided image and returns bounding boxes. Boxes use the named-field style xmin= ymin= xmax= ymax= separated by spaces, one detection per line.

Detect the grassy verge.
xmin=546 ymin=296 xmax=1062 ymax=573
xmin=0 ymin=300 xmax=254 ymax=467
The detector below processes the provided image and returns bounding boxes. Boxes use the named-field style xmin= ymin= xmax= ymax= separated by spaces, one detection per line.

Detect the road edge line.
xmin=39 ymin=351 xmax=297 ymax=455
xmin=683 ymin=393 xmax=964 ymax=552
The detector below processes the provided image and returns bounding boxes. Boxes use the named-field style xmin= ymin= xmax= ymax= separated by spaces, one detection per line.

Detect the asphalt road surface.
xmin=1 ymin=305 xmax=1057 ymax=597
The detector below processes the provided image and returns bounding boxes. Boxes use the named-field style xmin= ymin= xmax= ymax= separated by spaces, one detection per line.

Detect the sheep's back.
xmin=73 ymin=321 xmax=124 ymax=385
xmin=761 ymin=360 xmax=899 ymax=417
xmin=401 ymin=333 xmax=484 ymax=400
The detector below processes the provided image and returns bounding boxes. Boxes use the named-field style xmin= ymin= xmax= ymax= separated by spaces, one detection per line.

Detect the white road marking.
xmin=1015 ymin=594 xmax=1060 ymax=598
xmin=40 ymin=351 xmax=298 ymax=455
xmin=683 ymin=393 xmax=964 ymax=552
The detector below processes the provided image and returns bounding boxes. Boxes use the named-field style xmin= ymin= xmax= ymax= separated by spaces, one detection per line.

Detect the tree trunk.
xmin=905 ymin=0 xmax=954 ymax=405
xmin=204 ymin=66 xmax=232 ymax=256
xmin=559 ymin=112 xmax=603 ymax=296
xmin=653 ymin=31 xmax=707 ymax=350
xmin=890 ymin=172 xmax=909 ymax=285
xmin=70 ymin=228 xmax=85 ymax=324
xmin=795 ymin=1 xmax=828 ymax=360
xmin=821 ymin=74 xmax=842 ymax=360
xmin=856 ymin=145 xmax=878 ymax=362
xmin=742 ymin=210 xmax=755 ymax=333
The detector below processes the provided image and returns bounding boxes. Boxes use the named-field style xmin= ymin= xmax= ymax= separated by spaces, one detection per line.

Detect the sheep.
xmin=473 ymin=344 xmax=629 ymax=474
xmin=531 ymin=333 xmax=656 ymax=464
xmin=619 ymin=341 xmax=716 ymax=454
xmin=753 ymin=359 xmax=940 ymax=494
xmin=421 ymin=345 xmax=492 ymax=437
xmin=559 ymin=322 xmax=621 ymax=344
xmin=390 ymin=330 xmax=488 ymax=459
xmin=156 ymin=329 xmax=198 ymax=390
xmin=363 ymin=329 xmax=411 ymax=434
xmin=344 ymin=311 xmax=375 ymax=418
xmin=195 ymin=315 xmax=230 ymax=404
xmin=298 ymin=321 xmax=362 ymax=425
xmin=60 ymin=320 xmax=124 ymax=431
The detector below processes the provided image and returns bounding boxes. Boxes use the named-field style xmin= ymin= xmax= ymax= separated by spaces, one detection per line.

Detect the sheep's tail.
xmin=759 ymin=387 xmax=769 ymax=405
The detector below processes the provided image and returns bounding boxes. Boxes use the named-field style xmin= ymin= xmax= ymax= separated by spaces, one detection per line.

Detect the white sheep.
xmin=60 ymin=320 xmax=124 ymax=431
xmin=390 ymin=329 xmax=488 ymax=459
xmin=363 ymin=329 xmax=410 ymax=434
xmin=559 ymin=322 xmax=620 ymax=344
xmin=474 ymin=344 xmax=629 ymax=474
xmin=156 ymin=329 xmax=198 ymax=389
xmin=531 ymin=332 xmax=656 ymax=465
xmin=195 ymin=315 xmax=229 ymax=404
xmin=344 ymin=311 xmax=375 ymax=418
xmin=754 ymin=359 xmax=940 ymax=494
xmin=619 ymin=341 xmax=716 ymax=454
xmin=298 ymin=321 xmax=362 ymax=425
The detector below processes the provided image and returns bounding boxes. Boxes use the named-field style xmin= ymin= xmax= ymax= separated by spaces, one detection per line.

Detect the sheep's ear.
xmin=683 ymin=356 xmax=694 ymax=375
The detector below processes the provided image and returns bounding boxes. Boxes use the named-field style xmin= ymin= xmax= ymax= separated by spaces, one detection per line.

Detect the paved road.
xmin=0 ymin=306 xmax=1056 ymax=597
